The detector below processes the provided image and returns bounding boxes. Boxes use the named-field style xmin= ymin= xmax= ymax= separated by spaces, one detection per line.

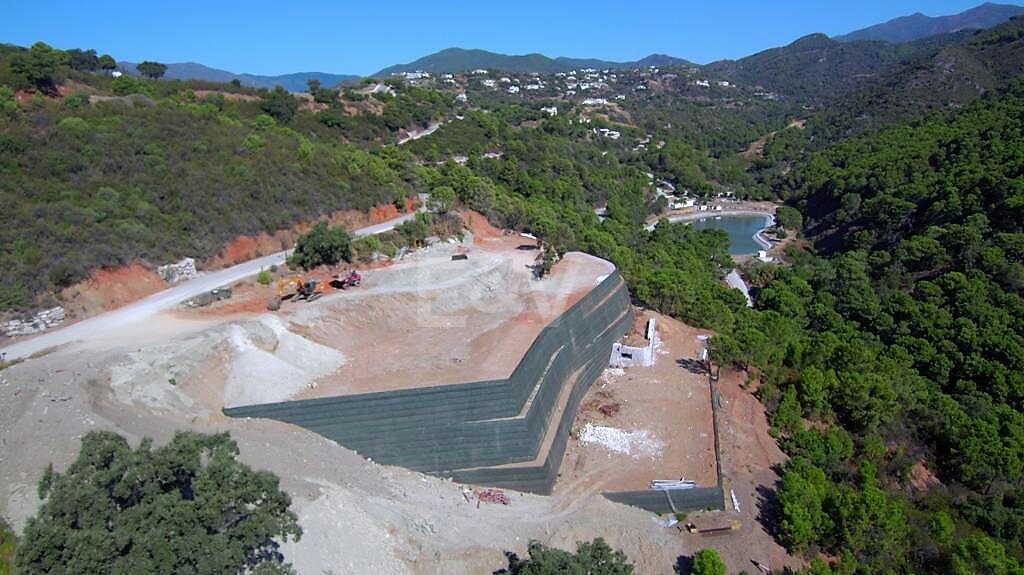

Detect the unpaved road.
xmin=0 ymin=212 xmax=419 ymax=361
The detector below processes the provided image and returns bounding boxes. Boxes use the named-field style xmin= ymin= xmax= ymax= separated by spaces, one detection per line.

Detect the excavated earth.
xmin=0 ymin=224 xmax=793 ymax=574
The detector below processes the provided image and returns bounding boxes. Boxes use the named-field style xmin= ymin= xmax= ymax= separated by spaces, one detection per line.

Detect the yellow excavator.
xmin=267 ymin=276 xmax=324 ymax=311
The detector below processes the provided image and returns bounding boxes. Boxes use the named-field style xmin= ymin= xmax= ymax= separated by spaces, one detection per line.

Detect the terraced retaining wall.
xmin=225 ymin=270 xmax=632 ymax=495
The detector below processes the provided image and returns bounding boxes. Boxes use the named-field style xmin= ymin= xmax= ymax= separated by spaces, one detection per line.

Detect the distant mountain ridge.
xmin=117 ymin=61 xmax=355 ymax=92
xmin=373 ymin=47 xmax=692 ymax=76
xmin=701 ymin=32 xmax=940 ymax=101
xmin=823 ymin=16 xmax=1024 ymax=133
xmin=834 ymin=2 xmax=1024 ymax=43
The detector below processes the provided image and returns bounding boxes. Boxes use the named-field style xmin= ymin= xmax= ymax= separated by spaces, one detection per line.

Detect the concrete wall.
xmin=610 ymin=318 xmax=657 ymax=368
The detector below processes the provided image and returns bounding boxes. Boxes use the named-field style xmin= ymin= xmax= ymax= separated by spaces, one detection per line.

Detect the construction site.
xmin=0 ymin=214 xmax=799 ymax=574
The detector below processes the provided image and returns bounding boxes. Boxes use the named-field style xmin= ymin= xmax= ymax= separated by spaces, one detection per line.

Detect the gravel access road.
xmin=0 ymin=212 xmax=419 ymax=361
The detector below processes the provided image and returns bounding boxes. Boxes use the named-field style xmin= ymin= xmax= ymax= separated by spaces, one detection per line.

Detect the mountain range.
xmin=372 ymin=48 xmax=692 ymax=76
xmin=111 ymin=3 xmax=1023 ymax=88
xmin=834 ymin=2 xmax=1024 ymax=43
xmin=117 ymin=61 xmax=356 ymax=91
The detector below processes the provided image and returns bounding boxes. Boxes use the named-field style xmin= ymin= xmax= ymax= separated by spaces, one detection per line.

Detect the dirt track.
xmin=0 ymin=212 xmax=419 ymax=362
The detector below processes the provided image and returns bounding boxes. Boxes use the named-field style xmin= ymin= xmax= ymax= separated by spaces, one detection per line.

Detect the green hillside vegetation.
xmin=0 ymin=43 xmax=451 ymax=311
xmin=0 ymin=519 xmax=13 ymax=575
xmin=702 ymin=33 xmax=936 ymax=103
xmin=834 ymin=2 xmax=1024 ymax=43
xmin=496 ymin=538 xmax=634 ymax=574
xmin=814 ymin=18 xmax=1024 ymax=138
xmin=4 ymin=28 xmax=1024 ymax=573
xmin=748 ymin=19 xmax=1024 ymax=203
xmin=711 ymin=84 xmax=1024 ymax=573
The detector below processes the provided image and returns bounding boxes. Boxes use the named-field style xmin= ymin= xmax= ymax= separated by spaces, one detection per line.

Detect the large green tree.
xmin=135 ymin=61 xmax=167 ymax=79
xmin=690 ymin=549 xmax=727 ymax=575
xmin=497 ymin=538 xmax=634 ymax=574
xmin=288 ymin=221 xmax=352 ymax=270
xmin=66 ymin=49 xmax=99 ymax=71
xmin=15 ymin=431 xmax=301 ymax=575
xmin=10 ymin=42 xmax=67 ymax=91
xmin=97 ymin=54 xmax=116 ymax=71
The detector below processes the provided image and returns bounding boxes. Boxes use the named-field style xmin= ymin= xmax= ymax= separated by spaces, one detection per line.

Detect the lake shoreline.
xmin=667 ymin=210 xmax=776 ymax=253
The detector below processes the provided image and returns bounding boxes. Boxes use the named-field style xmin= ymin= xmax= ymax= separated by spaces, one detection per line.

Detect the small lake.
xmin=686 ymin=214 xmax=773 ymax=255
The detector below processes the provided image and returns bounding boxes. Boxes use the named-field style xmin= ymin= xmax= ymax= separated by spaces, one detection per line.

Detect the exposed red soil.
xmin=60 ymin=264 xmax=167 ymax=318
xmin=687 ymin=366 xmax=802 ymax=573
xmin=461 ymin=211 xmax=537 ymax=253
xmin=206 ymin=204 xmax=411 ymax=268
xmin=368 ymin=204 xmax=400 ymax=223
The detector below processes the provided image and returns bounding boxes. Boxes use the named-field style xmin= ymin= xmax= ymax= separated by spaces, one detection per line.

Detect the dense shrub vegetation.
xmin=16 ymin=431 xmax=301 ymax=575
xmin=711 ymin=85 xmax=1024 ymax=573
xmin=0 ymin=45 xmax=455 ymax=311
xmin=496 ymin=538 xmax=634 ymax=574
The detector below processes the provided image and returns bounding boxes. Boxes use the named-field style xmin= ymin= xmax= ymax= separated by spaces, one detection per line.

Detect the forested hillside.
xmin=0 ymin=43 xmax=452 ymax=310
xmin=815 ymin=17 xmax=1024 ymax=137
xmin=702 ymin=33 xmax=936 ymax=103
xmin=712 ymin=84 xmax=1024 ymax=574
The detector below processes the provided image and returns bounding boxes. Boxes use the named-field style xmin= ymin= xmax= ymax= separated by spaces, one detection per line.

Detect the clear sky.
xmin=1 ymin=0 xmax=1006 ymax=75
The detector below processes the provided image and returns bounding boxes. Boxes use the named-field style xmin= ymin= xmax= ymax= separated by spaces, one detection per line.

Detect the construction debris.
xmin=650 ymin=479 xmax=697 ymax=490
xmin=183 ymin=287 xmax=232 ymax=308
xmin=578 ymin=423 xmax=664 ymax=458
xmin=2 ymin=306 xmax=66 ymax=337
xmin=473 ymin=488 xmax=510 ymax=506
xmin=157 ymin=258 xmax=198 ymax=284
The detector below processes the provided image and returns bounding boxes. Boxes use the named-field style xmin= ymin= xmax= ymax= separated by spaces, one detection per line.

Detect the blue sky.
xmin=1 ymin=1 xmax=1004 ymax=75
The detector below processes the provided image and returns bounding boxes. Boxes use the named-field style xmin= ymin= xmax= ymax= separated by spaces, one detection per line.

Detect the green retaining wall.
xmin=603 ymin=486 xmax=725 ymax=513
xmin=225 ymin=271 xmax=632 ymax=494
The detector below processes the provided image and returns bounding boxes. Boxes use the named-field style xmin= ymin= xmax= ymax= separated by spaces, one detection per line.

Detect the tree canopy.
xmin=288 ymin=221 xmax=352 ymax=269
xmin=260 ymin=86 xmax=298 ymax=123
xmin=135 ymin=61 xmax=168 ymax=79
xmin=10 ymin=42 xmax=67 ymax=91
xmin=690 ymin=549 xmax=727 ymax=575
xmin=497 ymin=538 xmax=634 ymax=575
xmin=15 ymin=431 xmax=301 ymax=575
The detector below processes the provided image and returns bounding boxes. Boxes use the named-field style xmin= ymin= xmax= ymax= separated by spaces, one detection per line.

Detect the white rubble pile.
xmin=223 ymin=315 xmax=345 ymax=407
xmin=2 ymin=307 xmax=66 ymax=337
xmin=157 ymin=257 xmax=198 ymax=284
xmin=578 ymin=423 xmax=664 ymax=458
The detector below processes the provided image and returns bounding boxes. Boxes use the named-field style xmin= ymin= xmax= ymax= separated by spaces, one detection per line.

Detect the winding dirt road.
xmin=0 ymin=212 xmax=419 ymax=361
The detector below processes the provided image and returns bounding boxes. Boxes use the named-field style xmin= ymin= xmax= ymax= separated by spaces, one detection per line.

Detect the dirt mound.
xmin=461 ymin=211 xmax=503 ymax=241
xmin=223 ymin=316 xmax=345 ymax=407
xmin=210 ymin=233 xmax=294 ymax=268
xmin=368 ymin=204 xmax=400 ymax=223
xmin=60 ymin=264 xmax=167 ymax=318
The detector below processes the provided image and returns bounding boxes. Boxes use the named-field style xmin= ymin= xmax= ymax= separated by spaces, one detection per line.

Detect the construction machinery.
xmin=267 ymin=276 xmax=324 ymax=311
xmin=330 ymin=270 xmax=362 ymax=289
